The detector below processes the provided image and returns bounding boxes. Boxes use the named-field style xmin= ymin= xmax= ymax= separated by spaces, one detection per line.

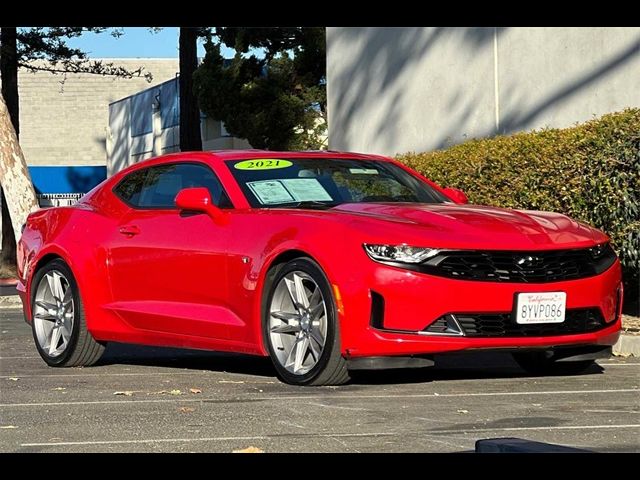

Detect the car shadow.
xmin=97 ymin=342 xmax=276 ymax=378
xmin=350 ymin=352 xmax=605 ymax=385
xmin=97 ymin=343 xmax=606 ymax=385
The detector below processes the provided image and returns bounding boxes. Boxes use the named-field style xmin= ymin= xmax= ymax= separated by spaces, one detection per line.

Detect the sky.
xmin=65 ymin=27 xmax=235 ymax=58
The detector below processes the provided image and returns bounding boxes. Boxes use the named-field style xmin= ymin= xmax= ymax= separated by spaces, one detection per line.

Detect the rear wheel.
xmin=264 ymin=258 xmax=349 ymax=386
xmin=513 ymin=351 xmax=595 ymax=376
xmin=31 ymin=259 xmax=105 ymax=367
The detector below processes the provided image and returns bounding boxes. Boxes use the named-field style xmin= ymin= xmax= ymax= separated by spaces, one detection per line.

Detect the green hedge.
xmin=396 ymin=109 xmax=640 ymax=292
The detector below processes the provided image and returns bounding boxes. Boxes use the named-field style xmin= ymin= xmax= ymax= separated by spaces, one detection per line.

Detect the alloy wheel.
xmin=33 ymin=270 xmax=74 ymax=357
xmin=268 ymin=271 xmax=328 ymax=375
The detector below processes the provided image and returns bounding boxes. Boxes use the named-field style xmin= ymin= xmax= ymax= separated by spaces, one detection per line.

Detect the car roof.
xmin=110 ymin=150 xmax=394 ymax=180
xmin=204 ymin=150 xmax=391 ymax=162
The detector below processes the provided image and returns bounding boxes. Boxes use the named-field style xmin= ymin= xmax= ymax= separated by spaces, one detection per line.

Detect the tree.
xmin=179 ymin=27 xmax=203 ymax=151
xmin=0 ymin=94 xmax=38 ymax=278
xmin=0 ymin=27 xmax=151 ymax=277
xmin=193 ymin=27 xmax=327 ymax=151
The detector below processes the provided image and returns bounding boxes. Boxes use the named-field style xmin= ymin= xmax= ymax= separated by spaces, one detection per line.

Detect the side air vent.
xmin=370 ymin=291 xmax=385 ymax=329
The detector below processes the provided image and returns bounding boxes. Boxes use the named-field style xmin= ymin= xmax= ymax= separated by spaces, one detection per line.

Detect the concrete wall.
xmin=327 ymin=27 xmax=640 ymax=156
xmin=16 ymin=59 xmax=179 ymax=166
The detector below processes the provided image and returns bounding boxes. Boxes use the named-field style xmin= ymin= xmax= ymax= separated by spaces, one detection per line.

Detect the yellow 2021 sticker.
xmin=234 ymin=159 xmax=293 ymax=170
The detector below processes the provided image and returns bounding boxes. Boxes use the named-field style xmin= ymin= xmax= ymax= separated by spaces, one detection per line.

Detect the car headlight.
xmin=363 ymin=244 xmax=442 ymax=264
xmin=588 ymin=242 xmax=609 ymax=259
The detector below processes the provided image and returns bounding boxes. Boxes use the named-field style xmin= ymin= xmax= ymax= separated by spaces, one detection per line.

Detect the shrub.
xmin=396 ymin=109 xmax=640 ymax=295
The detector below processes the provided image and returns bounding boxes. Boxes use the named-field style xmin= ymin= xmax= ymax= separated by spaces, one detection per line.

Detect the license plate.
xmin=515 ymin=292 xmax=566 ymax=324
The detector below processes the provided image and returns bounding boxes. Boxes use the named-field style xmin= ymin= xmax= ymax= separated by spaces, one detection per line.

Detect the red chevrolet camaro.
xmin=17 ymin=150 xmax=623 ymax=385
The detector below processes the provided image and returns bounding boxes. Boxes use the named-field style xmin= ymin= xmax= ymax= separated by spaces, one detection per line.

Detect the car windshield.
xmin=226 ymin=157 xmax=450 ymax=208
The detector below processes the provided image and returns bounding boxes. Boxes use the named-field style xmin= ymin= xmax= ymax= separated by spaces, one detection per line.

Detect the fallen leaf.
xmin=8 ymin=377 xmax=19 ymax=381
xmin=114 ymin=391 xmax=134 ymax=396
xmin=179 ymin=407 xmax=195 ymax=413
xmin=170 ymin=389 xmax=182 ymax=396
xmin=189 ymin=388 xmax=202 ymax=394
xmin=232 ymin=446 xmax=264 ymax=453
xmin=0 ymin=426 xmax=17 ymax=429
xmin=52 ymin=387 xmax=66 ymax=391
xmin=456 ymin=409 xmax=469 ymax=414
xmin=218 ymin=380 xmax=244 ymax=384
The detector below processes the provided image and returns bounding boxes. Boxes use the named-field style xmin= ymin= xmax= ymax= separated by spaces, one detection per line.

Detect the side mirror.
xmin=443 ymin=187 xmax=469 ymax=204
xmin=175 ymin=187 xmax=228 ymax=224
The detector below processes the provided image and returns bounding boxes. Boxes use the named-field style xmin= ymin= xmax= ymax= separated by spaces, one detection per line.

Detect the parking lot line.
xmin=0 ymin=371 xmax=213 ymax=378
xmin=20 ymin=432 xmax=397 ymax=448
xmin=2 ymin=388 xmax=638 ymax=408
xmin=0 ymin=356 xmax=40 ymax=360
xmin=19 ymin=425 xmax=640 ymax=448
xmin=430 ymin=424 xmax=640 ymax=434
xmin=598 ymin=363 xmax=640 ymax=366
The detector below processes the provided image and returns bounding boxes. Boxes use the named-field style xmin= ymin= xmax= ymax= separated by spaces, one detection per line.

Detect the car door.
xmin=106 ymin=161 xmax=245 ymax=340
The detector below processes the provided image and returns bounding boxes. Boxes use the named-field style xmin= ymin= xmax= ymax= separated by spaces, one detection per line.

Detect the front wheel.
xmin=31 ymin=259 xmax=105 ymax=367
xmin=512 ymin=352 xmax=596 ymax=376
xmin=263 ymin=258 xmax=349 ymax=386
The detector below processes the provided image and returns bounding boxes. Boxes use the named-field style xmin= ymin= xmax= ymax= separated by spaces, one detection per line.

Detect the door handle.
xmin=119 ymin=225 xmax=141 ymax=236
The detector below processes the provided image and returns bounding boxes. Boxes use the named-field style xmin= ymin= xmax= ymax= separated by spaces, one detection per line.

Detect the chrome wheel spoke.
xmin=34 ymin=311 xmax=57 ymax=322
xmin=47 ymin=272 xmax=64 ymax=303
xmin=308 ymin=288 xmax=321 ymax=309
xmin=293 ymin=273 xmax=310 ymax=308
xmin=62 ymin=286 xmax=73 ymax=309
xmin=61 ymin=323 xmax=73 ymax=343
xmin=308 ymin=333 xmax=321 ymax=361
xmin=36 ymin=300 xmax=57 ymax=311
xmin=271 ymin=311 xmax=299 ymax=322
xmin=48 ymin=326 xmax=62 ymax=355
xmin=293 ymin=336 xmax=310 ymax=373
xmin=271 ymin=323 xmax=300 ymax=335
xmin=310 ymin=301 xmax=325 ymax=320
xmin=309 ymin=328 xmax=324 ymax=351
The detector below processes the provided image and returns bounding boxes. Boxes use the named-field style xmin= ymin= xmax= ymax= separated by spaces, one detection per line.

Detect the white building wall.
xmin=327 ymin=27 xmax=640 ymax=155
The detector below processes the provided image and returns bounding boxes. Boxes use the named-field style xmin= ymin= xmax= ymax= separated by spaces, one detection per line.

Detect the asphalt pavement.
xmin=1 ymin=307 xmax=639 ymax=453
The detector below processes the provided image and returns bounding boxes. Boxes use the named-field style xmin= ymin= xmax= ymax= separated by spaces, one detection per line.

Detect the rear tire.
xmin=31 ymin=259 xmax=105 ymax=367
xmin=263 ymin=257 xmax=349 ymax=386
xmin=513 ymin=352 xmax=595 ymax=376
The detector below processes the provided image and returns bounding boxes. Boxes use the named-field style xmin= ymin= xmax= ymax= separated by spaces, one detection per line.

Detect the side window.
xmin=113 ymin=169 xmax=148 ymax=206
xmin=114 ymin=163 xmax=232 ymax=209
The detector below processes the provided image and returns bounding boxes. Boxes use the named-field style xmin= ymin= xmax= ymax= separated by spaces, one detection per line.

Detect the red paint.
xmin=17 ymin=150 xmax=622 ymax=360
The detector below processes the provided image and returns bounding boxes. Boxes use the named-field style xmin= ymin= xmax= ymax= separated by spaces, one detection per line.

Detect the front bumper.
xmin=339 ymin=259 xmax=623 ymax=357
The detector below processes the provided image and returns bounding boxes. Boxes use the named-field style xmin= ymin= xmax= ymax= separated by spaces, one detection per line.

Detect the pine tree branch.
xmin=18 ymin=60 xmax=153 ymax=82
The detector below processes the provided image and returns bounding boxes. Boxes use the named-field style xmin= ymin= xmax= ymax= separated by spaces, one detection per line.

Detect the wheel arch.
xmin=25 ymin=249 xmax=74 ymax=323
xmin=257 ymin=249 xmax=319 ymax=354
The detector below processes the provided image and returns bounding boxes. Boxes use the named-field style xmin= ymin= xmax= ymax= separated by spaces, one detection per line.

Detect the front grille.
xmin=420 ymin=244 xmax=617 ymax=283
xmin=451 ymin=308 xmax=606 ymax=337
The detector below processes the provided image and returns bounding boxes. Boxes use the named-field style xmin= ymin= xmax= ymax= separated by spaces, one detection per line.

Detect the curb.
xmin=0 ymin=295 xmax=21 ymax=308
xmin=613 ymin=334 xmax=640 ymax=358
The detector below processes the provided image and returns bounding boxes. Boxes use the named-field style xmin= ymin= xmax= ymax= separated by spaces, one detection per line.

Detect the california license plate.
xmin=515 ymin=292 xmax=566 ymax=324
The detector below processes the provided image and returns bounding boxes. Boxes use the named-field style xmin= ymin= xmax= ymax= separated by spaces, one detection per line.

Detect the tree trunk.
xmin=1 ymin=27 xmax=21 ymax=276
xmin=0 ymin=94 xmax=39 ymax=275
xmin=179 ymin=27 xmax=203 ymax=152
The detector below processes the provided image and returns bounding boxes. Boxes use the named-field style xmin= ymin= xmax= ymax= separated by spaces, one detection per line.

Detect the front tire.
xmin=263 ymin=258 xmax=349 ymax=386
xmin=31 ymin=259 xmax=105 ymax=367
xmin=513 ymin=351 xmax=595 ymax=376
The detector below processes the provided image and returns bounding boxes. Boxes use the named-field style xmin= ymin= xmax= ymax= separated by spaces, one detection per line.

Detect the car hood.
xmin=332 ymin=202 xmax=607 ymax=249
